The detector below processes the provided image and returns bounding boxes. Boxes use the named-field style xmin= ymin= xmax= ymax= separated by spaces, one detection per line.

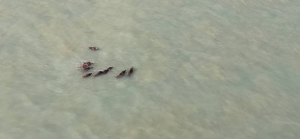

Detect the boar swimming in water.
xmin=82 ymin=73 xmax=92 ymax=78
xmin=89 ymin=47 xmax=99 ymax=51
xmin=128 ymin=67 xmax=134 ymax=76
xmin=116 ymin=70 xmax=126 ymax=78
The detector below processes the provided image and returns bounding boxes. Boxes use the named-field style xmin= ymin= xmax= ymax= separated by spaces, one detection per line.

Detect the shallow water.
xmin=1 ymin=0 xmax=300 ymax=139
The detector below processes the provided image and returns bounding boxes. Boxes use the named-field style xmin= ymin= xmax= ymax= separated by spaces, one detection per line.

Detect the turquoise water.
xmin=1 ymin=0 xmax=300 ymax=139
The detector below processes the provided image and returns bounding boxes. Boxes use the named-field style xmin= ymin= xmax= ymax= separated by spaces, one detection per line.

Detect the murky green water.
xmin=1 ymin=0 xmax=300 ymax=139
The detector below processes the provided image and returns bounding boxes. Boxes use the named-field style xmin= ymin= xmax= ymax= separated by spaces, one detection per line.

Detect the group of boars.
xmin=79 ymin=47 xmax=134 ymax=78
